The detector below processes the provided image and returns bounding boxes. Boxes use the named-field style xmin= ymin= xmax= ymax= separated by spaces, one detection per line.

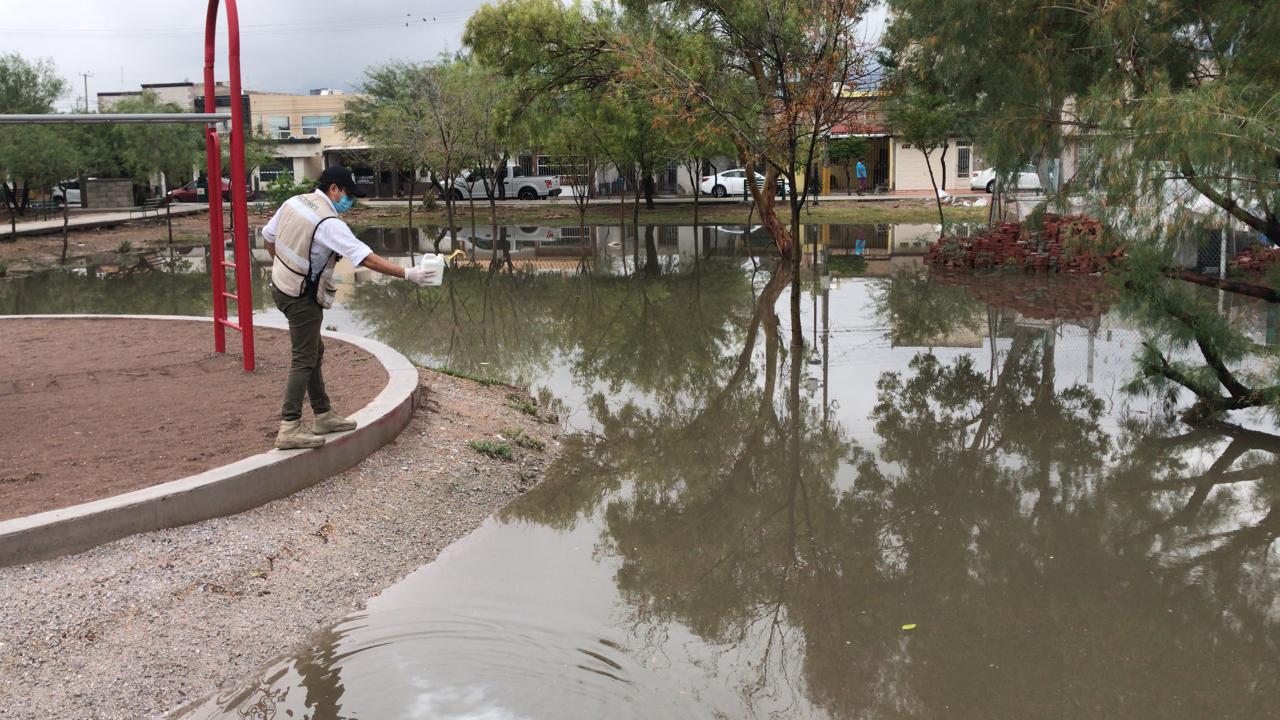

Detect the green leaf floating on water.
xmin=901 ymin=623 xmax=917 ymax=631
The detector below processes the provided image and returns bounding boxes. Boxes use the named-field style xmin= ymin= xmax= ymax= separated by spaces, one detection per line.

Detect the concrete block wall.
xmin=84 ymin=179 xmax=134 ymax=209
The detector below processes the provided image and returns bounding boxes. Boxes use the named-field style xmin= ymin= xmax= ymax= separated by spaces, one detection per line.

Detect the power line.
xmin=0 ymin=13 xmax=473 ymax=38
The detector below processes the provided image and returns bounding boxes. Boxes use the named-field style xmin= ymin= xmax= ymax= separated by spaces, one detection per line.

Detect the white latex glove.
xmin=404 ymin=266 xmax=436 ymax=287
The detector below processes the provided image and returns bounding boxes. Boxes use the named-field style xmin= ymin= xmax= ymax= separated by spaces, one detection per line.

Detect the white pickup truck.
xmin=441 ymin=168 xmax=562 ymax=201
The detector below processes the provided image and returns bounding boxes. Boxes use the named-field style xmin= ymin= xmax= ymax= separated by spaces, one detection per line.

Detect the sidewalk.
xmin=4 ymin=205 xmax=207 ymax=239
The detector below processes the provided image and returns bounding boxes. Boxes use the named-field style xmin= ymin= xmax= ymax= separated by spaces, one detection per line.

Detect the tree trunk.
xmin=444 ymin=197 xmax=457 ymax=254
xmin=1180 ymin=153 xmax=1280 ymax=240
xmin=644 ymin=224 xmax=659 ymax=276
xmin=939 ymin=142 xmax=949 ymax=191
xmin=488 ymin=194 xmax=498 ymax=267
xmin=923 ymin=149 xmax=946 ymax=231
xmin=407 ymin=180 xmax=416 ymax=264
xmin=61 ymin=198 xmax=70 ymax=264
xmin=632 ymin=168 xmax=641 ymax=270
xmin=468 ymin=193 xmax=477 ymax=252
xmin=643 ymin=171 xmax=655 ymax=210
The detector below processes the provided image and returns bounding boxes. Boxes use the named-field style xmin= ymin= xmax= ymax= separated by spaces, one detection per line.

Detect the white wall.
xmin=892 ymin=139 xmax=979 ymax=192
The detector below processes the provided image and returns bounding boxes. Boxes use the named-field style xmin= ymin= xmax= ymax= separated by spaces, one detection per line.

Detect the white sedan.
xmin=700 ymin=169 xmax=789 ymax=198
xmin=970 ymin=166 xmax=1042 ymax=194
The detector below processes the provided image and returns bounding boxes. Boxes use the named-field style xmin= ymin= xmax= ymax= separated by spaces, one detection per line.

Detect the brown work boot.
xmin=313 ymin=410 xmax=357 ymax=434
xmin=275 ymin=420 xmax=325 ymax=449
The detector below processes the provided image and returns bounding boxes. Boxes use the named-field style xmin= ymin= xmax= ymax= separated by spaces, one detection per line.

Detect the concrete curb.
xmin=0 ymin=314 xmax=418 ymax=567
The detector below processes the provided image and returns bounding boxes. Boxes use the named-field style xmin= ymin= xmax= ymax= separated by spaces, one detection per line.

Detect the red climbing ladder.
xmin=204 ymin=0 xmax=255 ymax=372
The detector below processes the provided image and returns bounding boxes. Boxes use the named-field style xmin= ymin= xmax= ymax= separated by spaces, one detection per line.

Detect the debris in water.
xmin=901 ymin=623 xmax=917 ymax=631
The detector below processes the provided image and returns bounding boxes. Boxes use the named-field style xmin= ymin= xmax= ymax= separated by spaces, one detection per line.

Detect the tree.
xmin=882 ymin=0 xmax=1280 ymax=243
xmin=0 ymin=54 xmax=68 ymax=225
xmin=612 ymin=0 xmax=878 ymax=270
xmin=0 ymin=127 xmax=79 ymax=243
xmin=825 ymin=136 xmax=868 ymax=196
xmin=539 ymin=92 xmax=615 ymax=251
xmin=887 ymin=88 xmax=956 ymax=229
xmin=1120 ymin=251 xmax=1280 ymax=423
xmin=102 ymin=92 xmax=204 ymax=195
xmin=343 ymin=57 xmax=476 ymax=253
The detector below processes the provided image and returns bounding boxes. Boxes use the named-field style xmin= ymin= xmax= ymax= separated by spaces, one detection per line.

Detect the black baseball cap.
xmin=317 ymin=165 xmax=367 ymax=197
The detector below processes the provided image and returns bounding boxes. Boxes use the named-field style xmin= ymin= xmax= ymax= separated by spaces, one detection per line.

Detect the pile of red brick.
xmin=933 ymin=271 xmax=1114 ymax=321
xmin=925 ymin=215 xmax=1119 ymax=274
xmin=1228 ymin=245 xmax=1280 ymax=276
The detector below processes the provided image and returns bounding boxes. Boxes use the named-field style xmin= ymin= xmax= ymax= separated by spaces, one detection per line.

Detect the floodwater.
xmin=4 ymin=224 xmax=1280 ymax=719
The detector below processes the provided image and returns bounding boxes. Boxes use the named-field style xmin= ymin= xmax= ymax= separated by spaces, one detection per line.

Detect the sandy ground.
xmin=0 ymin=369 xmax=562 ymax=719
xmin=0 ymin=318 xmax=381 ymax=519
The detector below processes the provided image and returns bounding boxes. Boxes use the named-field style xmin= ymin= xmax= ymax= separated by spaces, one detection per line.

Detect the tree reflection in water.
xmin=504 ymin=266 xmax=1280 ymax=718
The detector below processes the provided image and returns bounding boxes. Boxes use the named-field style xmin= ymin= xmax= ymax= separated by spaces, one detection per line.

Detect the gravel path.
xmin=0 ymin=369 xmax=562 ymax=719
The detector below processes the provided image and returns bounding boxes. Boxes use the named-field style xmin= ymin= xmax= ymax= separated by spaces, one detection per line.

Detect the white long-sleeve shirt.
xmin=262 ymin=190 xmax=373 ymax=279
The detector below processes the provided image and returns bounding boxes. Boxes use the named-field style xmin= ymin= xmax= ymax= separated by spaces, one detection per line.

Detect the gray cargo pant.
xmin=271 ymin=285 xmax=331 ymax=422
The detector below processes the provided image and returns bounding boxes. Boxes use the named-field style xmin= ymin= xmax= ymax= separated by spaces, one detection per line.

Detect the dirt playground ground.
xmin=0 ymin=317 xmax=384 ymax=520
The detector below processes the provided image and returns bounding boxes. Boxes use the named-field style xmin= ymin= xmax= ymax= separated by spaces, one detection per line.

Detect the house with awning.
xmin=820 ymin=91 xmax=982 ymax=195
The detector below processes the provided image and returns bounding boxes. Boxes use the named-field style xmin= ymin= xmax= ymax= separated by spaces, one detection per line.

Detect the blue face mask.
xmin=333 ymin=193 xmax=354 ymax=213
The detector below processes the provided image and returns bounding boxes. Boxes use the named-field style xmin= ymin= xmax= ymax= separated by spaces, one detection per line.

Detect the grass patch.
xmin=506 ymin=393 xmax=540 ymax=417
xmin=467 ymin=440 xmax=513 ymax=461
xmin=428 ymin=365 xmax=502 ymax=387
xmin=502 ymin=426 xmax=546 ymax=451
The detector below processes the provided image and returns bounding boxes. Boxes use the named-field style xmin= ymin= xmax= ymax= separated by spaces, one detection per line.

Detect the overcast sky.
xmin=2 ymin=0 xmax=886 ymax=111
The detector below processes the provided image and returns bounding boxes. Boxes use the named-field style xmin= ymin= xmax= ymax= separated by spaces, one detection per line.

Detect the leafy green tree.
xmin=0 ymin=53 xmax=69 ymax=224
xmin=883 ymin=0 xmax=1280 ymax=243
xmin=610 ymin=0 xmax=879 ymax=270
xmin=343 ymin=57 xmax=476 ymax=252
xmin=101 ymin=92 xmax=204 ymax=195
xmin=825 ymin=136 xmax=868 ymax=196
xmin=538 ymin=92 xmax=616 ymax=244
xmin=466 ymin=0 xmax=693 ymax=229
xmin=887 ymin=88 xmax=957 ymax=228
xmin=1119 ymin=253 xmax=1280 ymax=422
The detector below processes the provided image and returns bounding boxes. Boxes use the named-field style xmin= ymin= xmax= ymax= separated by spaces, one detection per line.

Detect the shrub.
xmin=468 ymin=439 xmax=513 ymax=460
xmin=264 ymin=173 xmax=315 ymax=207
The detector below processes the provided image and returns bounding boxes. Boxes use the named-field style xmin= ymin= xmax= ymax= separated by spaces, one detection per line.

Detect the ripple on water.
xmin=177 ymin=602 xmax=710 ymax=720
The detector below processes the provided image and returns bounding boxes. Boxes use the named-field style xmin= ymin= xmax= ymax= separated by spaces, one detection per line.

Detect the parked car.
xmin=441 ymin=168 xmax=563 ymax=201
xmin=970 ymin=166 xmax=1042 ymax=194
xmin=168 ymin=178 xmax=256 ymax=203
xmin=52 ymin=179 xmax=87 ymax=205
xmin=699 ymin=169 xmax=789 ymax=198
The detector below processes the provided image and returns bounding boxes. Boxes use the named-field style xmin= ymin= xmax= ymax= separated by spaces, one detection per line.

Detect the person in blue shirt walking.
xmin=855 ymin=159 xmax=868 ymax=195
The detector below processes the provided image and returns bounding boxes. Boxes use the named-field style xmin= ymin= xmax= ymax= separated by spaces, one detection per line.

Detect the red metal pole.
xmin=203 ymin=1 xmax=227 ymax=355
xmin=204 ymin=0 xmax=255 ymax=371
xmin=223 ymin=0 xmax=255 ymax=372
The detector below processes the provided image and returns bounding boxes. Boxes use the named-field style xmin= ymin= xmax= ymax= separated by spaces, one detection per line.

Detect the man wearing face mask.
xmin=262 ymin=165 xmax=436 ymax=449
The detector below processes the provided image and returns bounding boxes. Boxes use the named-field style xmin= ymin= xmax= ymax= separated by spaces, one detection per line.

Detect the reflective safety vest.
xmin=270 ymin=192 xmax=340 ymax=308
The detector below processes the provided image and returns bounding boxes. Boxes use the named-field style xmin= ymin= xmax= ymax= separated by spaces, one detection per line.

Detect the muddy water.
xmin=5 ymin=226 xmax=1280 ymax=718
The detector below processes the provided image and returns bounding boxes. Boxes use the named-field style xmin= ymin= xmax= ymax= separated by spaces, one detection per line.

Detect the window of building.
xmin=301 ymin=115 xmax=334 ymax=136
xmin=258 ymin=161 xmax=292 ymax=183
xmin=956 ymin=140 xmax=972 ymax=177
xmin=267 ymin=116 xmax=291 ymax=139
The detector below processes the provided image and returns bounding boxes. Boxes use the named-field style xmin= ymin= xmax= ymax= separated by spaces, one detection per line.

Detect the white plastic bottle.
xmin=418 ymin=253 xmax=445 ymax=286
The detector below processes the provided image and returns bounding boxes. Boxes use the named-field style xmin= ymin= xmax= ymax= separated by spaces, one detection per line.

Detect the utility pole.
xmin=79 ymin=71 xmax=94 ymax=113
